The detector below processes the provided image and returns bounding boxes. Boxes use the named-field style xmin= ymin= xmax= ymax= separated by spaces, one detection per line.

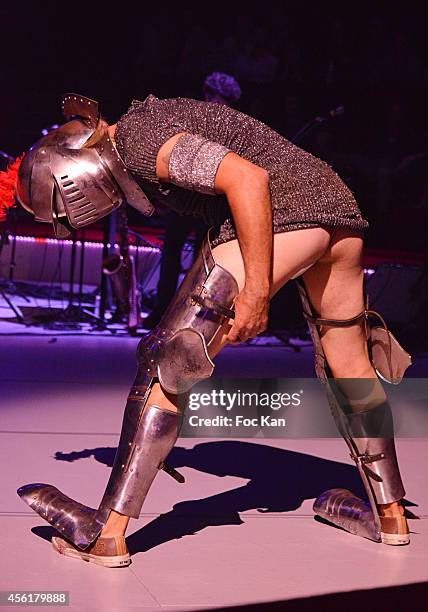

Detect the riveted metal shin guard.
xmin=17 ymin=230 xmax=239 ymax=550
xmin=17 ymin=375 xmax=181 ymax=550
xmin=296 ymin=279 xmax=406 ymax=542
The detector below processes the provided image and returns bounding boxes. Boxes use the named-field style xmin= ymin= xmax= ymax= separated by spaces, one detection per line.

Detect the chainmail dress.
xmin=114 ymin=94 xmax=369 ymax=248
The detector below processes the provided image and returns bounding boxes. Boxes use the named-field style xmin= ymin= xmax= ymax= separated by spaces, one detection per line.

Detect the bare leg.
xmin=301 ymin=228 xmax=403 ymax=519
xmin=102 ymin=227 xmax=333 ymax=537
xmin=207 ymin=227 xmax=332 ymax=355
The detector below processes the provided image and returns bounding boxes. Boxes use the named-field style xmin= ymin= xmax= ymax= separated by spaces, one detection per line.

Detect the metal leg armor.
xmin=17 ymin=228 xmax=239 ymax=550
xmin=296 ymin=278 xmax=411 ymax=543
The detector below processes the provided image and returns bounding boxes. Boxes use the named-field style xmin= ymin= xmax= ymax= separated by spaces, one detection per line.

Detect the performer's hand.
xmin=226 ymin=287 xmax=269 ymax=343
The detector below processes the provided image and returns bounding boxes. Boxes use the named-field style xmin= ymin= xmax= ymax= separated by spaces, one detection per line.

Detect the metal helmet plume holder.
xmin=61 ymin=93 xmax=100 ymax=126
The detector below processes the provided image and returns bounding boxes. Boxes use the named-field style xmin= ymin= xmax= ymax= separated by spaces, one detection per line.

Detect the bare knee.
xmin=147 ymin=381 xmax=189 ymax=413
xmin=317 ymin=229 xmax=364 ymax=270
xmin=314 ymin=319 xmax=378 ymax=379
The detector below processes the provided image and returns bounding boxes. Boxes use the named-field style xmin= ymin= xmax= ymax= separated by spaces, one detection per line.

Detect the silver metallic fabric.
xmin=114 ymin=94 xmax=369 ymax=248
xmin=296 ymin=279 xmax=406 ymax=541
xmin=16 ymin=93 xmax=154 ymax=238
xmin=314 ymin=488 xmax=381 ymax=542
xmin=168 ymin=133 xmax=231 ymax=195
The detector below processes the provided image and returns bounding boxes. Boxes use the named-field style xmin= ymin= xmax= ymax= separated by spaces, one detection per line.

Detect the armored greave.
xmin=296 ymin=279 xmax=409 ymax=542
xmin=17 ymin=230 xmax=239 ymax=550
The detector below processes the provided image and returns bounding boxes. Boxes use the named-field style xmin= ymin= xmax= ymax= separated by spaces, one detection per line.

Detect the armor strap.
xmin=191 ymin=293 xmax=235 ymax=319
xmin=303 ymin=309 xmax=366 ymax=328
xmin=303 ymin=295 xmax=401 ymax=382
xmin=350 ymin=451 xmax=386 ymax=464
xmin=159 ymin=461 xmax=185 ymax=483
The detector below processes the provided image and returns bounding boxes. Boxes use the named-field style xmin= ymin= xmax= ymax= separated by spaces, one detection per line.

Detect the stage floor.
xmin=1 ymin=324 xmax=427 ymax=609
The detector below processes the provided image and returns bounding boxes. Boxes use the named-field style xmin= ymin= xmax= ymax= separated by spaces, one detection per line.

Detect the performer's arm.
xmin=212 ymin=152 xmax=272 ymax=342
xmin=156 ymin=133 xmax=272 ymax=342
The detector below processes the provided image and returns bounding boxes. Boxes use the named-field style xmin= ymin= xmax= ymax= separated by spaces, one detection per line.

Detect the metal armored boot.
xmin=296 ymin=278 xmax=412 ymax=545
xmin=17 ymin=230 xmax=239 ymax=550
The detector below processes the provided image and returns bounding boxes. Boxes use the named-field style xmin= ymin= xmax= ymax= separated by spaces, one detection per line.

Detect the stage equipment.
xmin=291 ymin=105 xmax=344 ymax=144
xmin=103 ymin=207 xmax=140 ymax=332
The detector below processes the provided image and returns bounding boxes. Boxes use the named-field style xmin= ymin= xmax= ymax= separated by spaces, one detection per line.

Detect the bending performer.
xmin=14 ymin=93 xmax=411 ymax=567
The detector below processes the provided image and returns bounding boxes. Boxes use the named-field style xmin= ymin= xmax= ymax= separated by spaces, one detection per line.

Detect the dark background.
xmin=2 ymin=1 xmax=428 ymax=249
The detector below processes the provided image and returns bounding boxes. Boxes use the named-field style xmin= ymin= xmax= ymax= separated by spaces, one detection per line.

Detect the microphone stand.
xmin=0 ymin=207 xmax=31 ymax=324
xmin=61 ymin=229 xmax=108 ymax=327
xmin=290 ymin=106 xmax=344 ymax=145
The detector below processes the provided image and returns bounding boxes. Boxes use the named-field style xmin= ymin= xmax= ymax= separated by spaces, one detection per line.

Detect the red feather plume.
xmin=0 ymin=154 xmax=24 ymax=222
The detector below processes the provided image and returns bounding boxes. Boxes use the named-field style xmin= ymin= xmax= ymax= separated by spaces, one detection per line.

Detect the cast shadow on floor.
xmin=34 ymin=440 xmax=417 ymax=554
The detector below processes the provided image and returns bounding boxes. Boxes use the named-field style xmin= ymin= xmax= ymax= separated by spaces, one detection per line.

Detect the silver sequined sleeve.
xmin=168 ymin=133 xmax=231 ymax=195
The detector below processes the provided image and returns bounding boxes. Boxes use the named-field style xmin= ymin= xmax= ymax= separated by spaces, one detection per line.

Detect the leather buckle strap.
xmin=302 ymin=306 xmax=390 ymax=332
xmin=191 ymin=293 xmax=235 ymax=319
xmin=350 ymin=451 xmax=387 ymax=482
xmin=158 ymin=461 xmax=185 ymax=484
xmin=303 ymin=310 xmax=366 ymax=328
xmin=350 ymin=451 xmax=386 ymax=464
